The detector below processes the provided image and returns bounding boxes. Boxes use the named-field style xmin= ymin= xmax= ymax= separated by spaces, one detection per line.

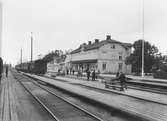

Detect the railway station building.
xmin=47 ymin=35 xmax=132 ymax=74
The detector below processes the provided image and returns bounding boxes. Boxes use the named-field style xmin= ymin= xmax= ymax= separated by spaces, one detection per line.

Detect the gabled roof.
xmin=71 ymin=38 xmax=132 ymax=54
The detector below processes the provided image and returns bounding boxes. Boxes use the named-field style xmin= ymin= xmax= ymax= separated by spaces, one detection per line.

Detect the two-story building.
xmin=70 ymin=35 xmax=132 ymax=74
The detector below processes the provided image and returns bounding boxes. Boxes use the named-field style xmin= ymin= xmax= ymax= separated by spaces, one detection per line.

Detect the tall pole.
xmin=0 ymin=2 xmax=2 ymax=58
xmin=31 ymin=32 xmax=33 ymax=73
xmin=21 ymin=48 xmax=22 ymax=64
xmin=31 ymin=32 xmax=33 ymax=63
xmin=141 ymin=0 xmax=144 ymax=77
xmin=20 ymin=48 xmax=22 ymax=69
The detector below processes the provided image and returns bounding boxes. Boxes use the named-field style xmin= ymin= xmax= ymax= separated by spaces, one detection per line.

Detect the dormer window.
xmin=111 ymin=44 xmax=115 ymax=49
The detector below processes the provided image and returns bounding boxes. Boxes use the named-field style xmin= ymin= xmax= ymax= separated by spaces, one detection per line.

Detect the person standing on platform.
xmin=119 ymin=72 xmax=127 ymax=91
xmin=0 ymin=57 xmax=3 ymax=83
xmin=72 ymin=69 xmax=75 ymax=75
xmin=6 ymin=65 xmax=8 ymax=78
xmin=86 ymin=69 xmax=90 ymax=81
xmin=92 ymin=70 xmax=95 ymax=81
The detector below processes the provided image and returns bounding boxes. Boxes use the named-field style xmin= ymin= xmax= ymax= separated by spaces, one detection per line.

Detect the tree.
xmin=126 ymin=40 xmax=160 ymax=73
xmin=42 ymin=50 xmax=64 ymax=63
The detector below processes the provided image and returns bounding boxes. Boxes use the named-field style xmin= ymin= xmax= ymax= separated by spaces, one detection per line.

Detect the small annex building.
xmin=47 ymin=56 xmax=66 ymax=75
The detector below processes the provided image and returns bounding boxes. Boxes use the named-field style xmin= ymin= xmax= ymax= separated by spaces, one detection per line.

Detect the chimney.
xmin=83 ymin=43 xmax=86 ymax=46
xmin=106 ymin=35 xmax=111 ymax=40
xmin=88 ymin=41 xmax=91 ymax=45
xmin=95 ymin=39 xmax=99 ymax=43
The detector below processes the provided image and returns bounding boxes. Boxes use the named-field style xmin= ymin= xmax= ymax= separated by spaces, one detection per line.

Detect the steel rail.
xmin=126 ymin=84 xmax=167 ymax=95
xmin=13 ymin=72 xmax=104 ymax=121
xmin=16 ymin=77 xmax=60 ymax=121
xmin=79 ymin=84 xmax=167 ymax=106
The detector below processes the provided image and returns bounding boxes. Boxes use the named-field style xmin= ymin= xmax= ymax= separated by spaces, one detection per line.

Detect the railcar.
xmin=15 ymin=59 xmax=47 ymax=74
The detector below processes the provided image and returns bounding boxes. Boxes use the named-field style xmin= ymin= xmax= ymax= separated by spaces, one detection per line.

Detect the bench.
xmin=105 ymin=79 xmax=124 ymax=91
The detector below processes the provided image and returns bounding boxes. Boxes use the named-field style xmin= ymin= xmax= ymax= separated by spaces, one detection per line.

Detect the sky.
xmin=1 ymin=0 xmax=167 ymax=65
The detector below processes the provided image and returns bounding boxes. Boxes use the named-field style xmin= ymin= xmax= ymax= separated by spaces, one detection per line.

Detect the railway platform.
xmin=59 ymin=73 xmax=167 ymax=90
xmin=0 ymin=72 xmax=19 ymax=121
xmin=56 ymin=72 xmax=167 ymax=83
xmin=26 ymin=73 xmax=167 ymax=121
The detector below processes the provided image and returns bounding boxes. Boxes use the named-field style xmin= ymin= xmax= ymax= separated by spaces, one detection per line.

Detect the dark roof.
xmin=71 ymin=39 xmax=132 ymax=54
xmin=71 ymin=59 xmax=97 ymax=64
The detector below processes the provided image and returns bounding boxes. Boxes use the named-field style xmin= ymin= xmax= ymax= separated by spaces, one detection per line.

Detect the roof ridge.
xmin=71 ymin=39 xmax=132 ymax=54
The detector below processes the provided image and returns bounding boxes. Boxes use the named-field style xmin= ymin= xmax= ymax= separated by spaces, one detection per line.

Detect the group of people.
xmin=86 ymin=69 xmax=98 ymax=81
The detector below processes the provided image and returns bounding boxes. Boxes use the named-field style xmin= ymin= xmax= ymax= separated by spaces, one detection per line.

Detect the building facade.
xmin=69 ymin=35 xmax=132 ymax=74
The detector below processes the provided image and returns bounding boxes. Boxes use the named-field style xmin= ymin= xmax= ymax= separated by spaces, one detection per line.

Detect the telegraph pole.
xmin=21 ymin=48 xmax=22 ymax=64
xmin=141 ymin=0 xmax=144 ymax=77
xmin=30 ymin=32 xmax=33 ymax=73
xmin=31 ymin=32 xmax=33 ymax=63
xmin=20 ymin=48 xmax=22 ymax=69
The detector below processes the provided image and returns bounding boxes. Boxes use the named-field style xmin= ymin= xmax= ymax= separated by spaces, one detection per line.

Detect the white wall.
xmin=98 ymin=43 xmax=131 ymax=74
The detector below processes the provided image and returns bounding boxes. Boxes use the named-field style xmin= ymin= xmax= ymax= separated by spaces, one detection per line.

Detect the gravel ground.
xmin=40 ymin=83 xmax=143 ymax=121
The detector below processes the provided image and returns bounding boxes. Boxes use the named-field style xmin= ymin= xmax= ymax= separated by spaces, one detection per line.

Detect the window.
xmin=119 ymin=56 xmax=122 ymax=60
xmin=118 ymin=63 xmax=123 ymax=71
xmin=102 ymin=63 xmax=106 ymax=70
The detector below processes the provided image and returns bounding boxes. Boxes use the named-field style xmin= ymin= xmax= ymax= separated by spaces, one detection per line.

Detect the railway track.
xmin=12 ymin=72 xmax=104 ymax=121
xmin=36 ymin=75 xmax=167 ymax=106
xmin=126 ymin=84 xmax=167 ymax=95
